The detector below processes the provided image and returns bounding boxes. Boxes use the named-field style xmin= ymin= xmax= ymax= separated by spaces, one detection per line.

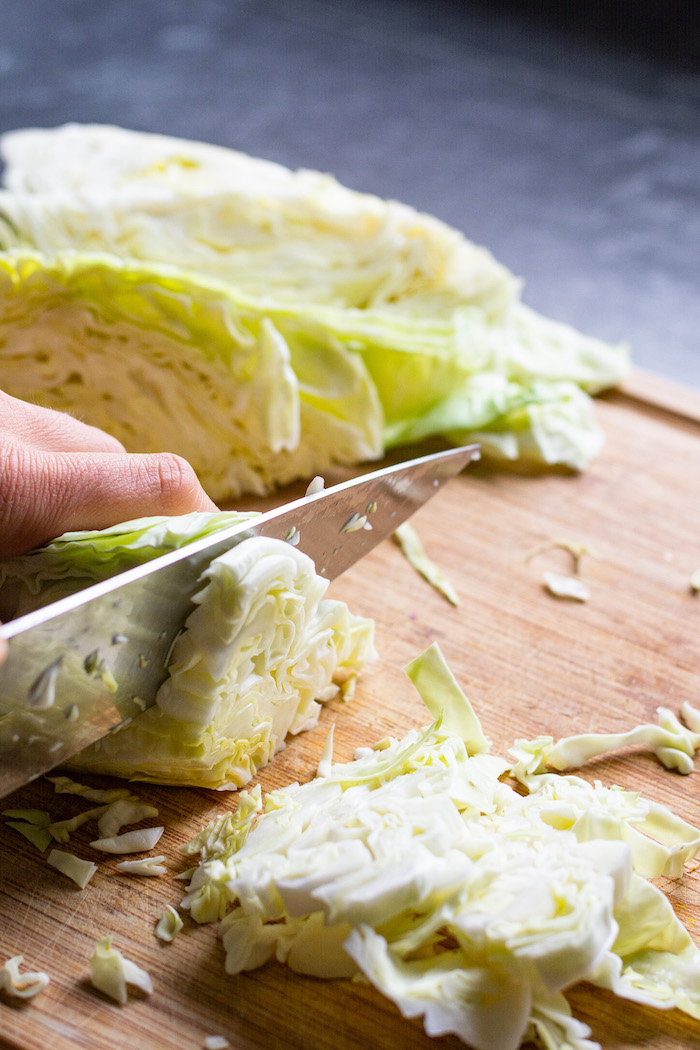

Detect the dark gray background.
xmin=1 ymin=0 xmax=698 ymax=386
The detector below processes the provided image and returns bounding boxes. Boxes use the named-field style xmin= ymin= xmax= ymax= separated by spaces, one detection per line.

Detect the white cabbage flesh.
xmin=117 ymin=855 xmax=167 ymax=877
xmin=0 ymin=122 xmax=516 ymax=318
xmin=180 ymin=643 xmax=700 ymax=1050
xmin=392 ymin=522 xmax=460 ymax=606
xmin=0 ymin=513 xmax=375 ymax=789
xmin=90 ymin=826 xmax=164 ymax=854
xmin=46 ymin=848 xmax=98 ymax=888
xmin=0 ymin=124 xmax=630 ymax=487
xmin=0 ymin=956 xmax=50 ymax=999
xmin=0 ymin=252 xmax=382 ymax=501
xmin=155 ymin=904 xmax=184 ymax=941
xmin=89 ymin=935 xmax=152 ymax=1004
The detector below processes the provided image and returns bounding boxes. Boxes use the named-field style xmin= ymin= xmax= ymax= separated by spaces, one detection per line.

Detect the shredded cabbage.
xmin=96 ymin=800 xmax=160 ymax=839
xmin=542 ymin=571 xmax=590 ymax=602
xmin=47 ymin=806 xmax=111 ymax=844
xmin=392 ymin=522 xmax=459 ymax=606
xmin=47 ymin=848 xmax=98 ymax=888
xmin=3 ymin=808 xmax=52 ymax=852
xmin=0 ymin=956 xmax=50 ymax=999
xmin=117 ymin=855 xmax=167 ymax=877
xmin=0 ymin=124 xmax=630 ymax=491
xmin=203 ymin=1037 xmax=230 ymax=1050
xmin=2 ymin=780 xmax=162 ymax=853
xmin=0 ymin=512 xmax=375 ymax=788
xmin=47 ymin=776 xmax=137 ymax=803
xmin=510 ymin=703 xmax=700 ymax=778
xmin=89 ymin=935 xmax=152 ymax=1004
xmin=180 ymin=643 xmax=700 ymax=1050
xmin=155 ymin=904 xmax=184 ymax=942
xmin=90 ymin=825 xmax=164 ymax=854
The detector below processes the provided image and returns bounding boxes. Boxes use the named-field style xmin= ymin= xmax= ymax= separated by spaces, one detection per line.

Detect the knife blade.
xmin=0 ymin=444 xmax=479 ymax=797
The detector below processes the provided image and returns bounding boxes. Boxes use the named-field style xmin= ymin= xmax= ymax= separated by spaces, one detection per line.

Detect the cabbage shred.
xmin=179 ymin=644 xmax=700 ymax=1050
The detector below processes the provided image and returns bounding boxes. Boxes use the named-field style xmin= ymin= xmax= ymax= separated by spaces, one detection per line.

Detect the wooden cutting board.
xmin=1 ymin=369 xmax=700 ymax=1050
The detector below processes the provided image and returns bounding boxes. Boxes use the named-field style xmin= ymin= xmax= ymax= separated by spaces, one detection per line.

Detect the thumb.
xmin=1 ymin=444 xmax=218 ymax=558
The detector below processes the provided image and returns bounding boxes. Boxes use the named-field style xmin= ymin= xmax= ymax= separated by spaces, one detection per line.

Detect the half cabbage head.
xmin=0 ymin=124 xmax=630 ymax=500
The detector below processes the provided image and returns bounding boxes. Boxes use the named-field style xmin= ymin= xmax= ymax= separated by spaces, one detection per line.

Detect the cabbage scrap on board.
xmin=0 ymin=512 xmax=375 ymax=789
xmin=0 ymin=956 xmax=50 ymax=1000
xmin=179 ymin=643 xmax=700 ymax=1050
xmin=0 ymin=123 xmax=630 ymax=498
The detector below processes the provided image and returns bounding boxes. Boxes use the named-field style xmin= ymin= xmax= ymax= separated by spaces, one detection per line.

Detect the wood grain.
xmin=1 ymin=371 xmax=700 ymax=1050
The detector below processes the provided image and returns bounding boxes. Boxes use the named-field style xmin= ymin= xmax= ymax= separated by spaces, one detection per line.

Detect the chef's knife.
xmin=0 ymin=444 xmax=479 ymax=797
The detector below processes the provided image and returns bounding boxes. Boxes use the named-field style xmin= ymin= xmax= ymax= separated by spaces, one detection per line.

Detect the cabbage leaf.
xmin=510 ymin=704 xmax=700 ymax=777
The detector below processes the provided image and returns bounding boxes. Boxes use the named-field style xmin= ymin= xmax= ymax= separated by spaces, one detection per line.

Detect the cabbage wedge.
xmin=0 ymin=513 xmax=375 ymax=789
xmin=0 ymin=123 xmax=630 ymax=495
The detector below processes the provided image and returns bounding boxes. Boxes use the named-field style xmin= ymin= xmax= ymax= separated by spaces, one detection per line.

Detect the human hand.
xmin=0 ymin=391 xmax=218 ymax=559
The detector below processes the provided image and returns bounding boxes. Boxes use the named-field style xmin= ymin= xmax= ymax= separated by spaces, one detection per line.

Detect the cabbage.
xmin=0 ymin=511 xmax=258 ymax=612
xmin=0 ymin=956 xmax=50 ymax=999
xmin=46 ymin=848 xmax=98 ymax=888
xmin=2 ymin=809 xmax=52 ymax=852
xmin=96 ymin=799 xmax=160 ymax=838
xmin=0 ymin=252 xmax=381 ymax=502
xmin=0 ymin=124 xmax=630 ymax=489
xmin=0 ymin=122 xmax=516 ymax=317
xmin=155 ymin=904 xmax=183 ymax=941
xmin=203 ymin=1038 xmax=230 ymax=1050
xmin=392 ymin=522 xmax=459 ymax=606
xmin=117 ymin=855 xmax=167 ymax=877
xmin=0 ymin=512 xmax=375 ymax=789
xmin=47 ymin=775 xmax=137 ymax=803
xmin=510 ymin=703 xmax=700 ymax=778
xmin=180 ymin=643 xmax=700 ymax=1050
xmin=542 ymin=571 xmax=590 ymax=602
xmin=90 ymin=826 xmax=164 ymax=854
xmin=89 ymin=935 xmax=152 ymax=1004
